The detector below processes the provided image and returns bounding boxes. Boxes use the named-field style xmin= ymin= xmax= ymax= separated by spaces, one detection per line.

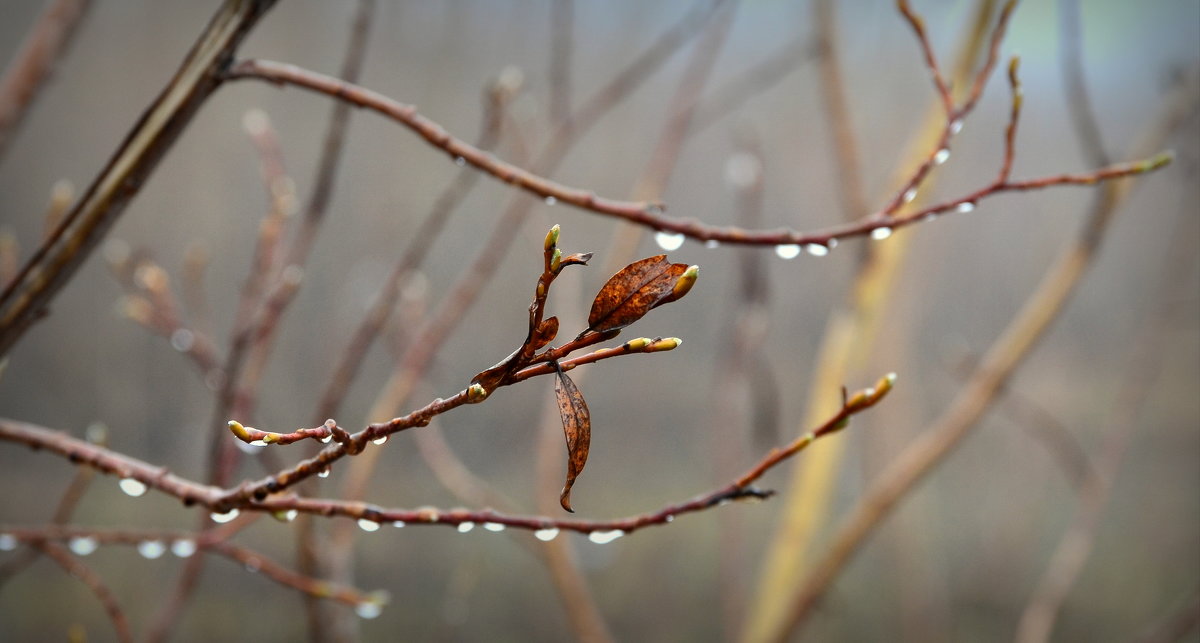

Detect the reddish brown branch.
xmin=34 ymin=541 xmax=133 ymax=643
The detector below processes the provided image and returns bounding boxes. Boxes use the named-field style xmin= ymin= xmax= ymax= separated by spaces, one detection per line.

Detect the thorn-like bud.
xmin=228 ymin=420 xmax=250 ymax=442
xmin=550 ymin=247 xmax=563 ymax=273
xmin=623 ymin=337 xmax=650 ymax=351
xmin=544 ymin=224 xmax=560 ymax=251
xmin=467 ymin=383 xmax=489 ymax=403
xmin=262 ymin=433 xmax=280 ymax=444
xmin=1140 ymin=150 xmax=1174 ymax=173
xmin=671 ymin=265 xmax=699 ymax=301
xmin=559 ymin=252 xmax=592 ymax=268
xmin=646 ymin=337 xmax=681 ymax=352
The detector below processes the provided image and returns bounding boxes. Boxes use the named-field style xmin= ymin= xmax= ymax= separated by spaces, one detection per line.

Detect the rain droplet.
xmin=774 ymin=244 xmax=801 ymax=260
xmin=483 ymin=522 xmax=505 ymax=532
xmin=358 ymin=519 xmax=381 ymax=532
xmin=587 ymin=529 xmax=625 ymax=544
xmin=645 ymin=204 xmax=664 ymax=216
xmin=170 ymin=328 xmax=194 ymax=352
xmin=902 ymin=188 xmax=918 ymax=203
xmin=533 ymin=527 xmax=560 ymax=542
xmin=454 ymin=156 xmax=466 ymax=167
xmin=372 ymin=435 xmax=388 ymax=446
xmin=456 ymin=522 xmax=475 ymax=534
xmin=955 ymin=201 xmax=976 ymax=213
xmin=934 ymin=148 xmax=951 ymax=165
xmin=356 ymin=602 xmax=383 ymax=620
xmin=654 ymin=231 xmax=684 ymax=251
xmin=119 ymin=478 xmax=147 ymax=497
xmin=318 ymin=468 xmax=331 ymax=478
xmin=871 ymin=227 xmax=893 ymax=241
xmin=137 ymin=540 xmax=166 ymax=559
xmin=923 ymin=213 xmax=938 ymax=222
xmin=704 ymin=239 xmax=720 ymax=249
xmin=319 ymin=434 xmax=332 ymax=444
xmin=244 ymin=557 xmax=261 ymax=573
xmin=171 ymin=540 xmax=197 ymax=558
xmin=210 ymin=508 xmax=240 ymax=524
xmin=804 ymin=243 xmax=829 ymax=257
xmin=827 ymin=238 xmax=839 ymax=248
xmin=69 ymin=537 xmax=98 ymax=556
xmin=664 ymin=515 xmax=675 ymax=523
xmin=0 ymin=534 xmax=16 ymax=551
xmin=248 ymin=439 xmax=268 ymax=447
xmin=950 ymin=119 xmax=964 ymax=134
xmin=392 ymin=520 xmax=406 ymax=528
xmin=273 ymin=509 xmax=298 ymax=523
xmin=544 ymin=196 xmax=557 ymax=206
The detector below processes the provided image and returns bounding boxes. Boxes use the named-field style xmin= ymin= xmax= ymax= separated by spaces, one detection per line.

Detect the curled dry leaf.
xmin=554 ymin=367 xmax=590 ymax=513
xmin=531 ymin=316 xmax=559 ymax=351
xmin=587 ymin=255 xmax=691 ymax=333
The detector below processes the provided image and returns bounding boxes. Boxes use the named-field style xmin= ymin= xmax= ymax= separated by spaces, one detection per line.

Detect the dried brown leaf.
xmin=587 ymin=255 xmax=689 ymax=333
xmin=531 ymin=316 xmax=559 ymax=351
xmin=554 ymin=367 xmax=590 ymax=512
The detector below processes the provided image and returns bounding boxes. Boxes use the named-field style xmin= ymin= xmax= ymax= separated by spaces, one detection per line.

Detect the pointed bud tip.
xmin=544 ymin=224 xmax=561 ymax=251
xmin=467 ymin=383 xmax=489 ymax=403
xmin=646 ymin=337 xmax=681 ymax=352
xmin=227 ymin=420 xmax=250 ymax=441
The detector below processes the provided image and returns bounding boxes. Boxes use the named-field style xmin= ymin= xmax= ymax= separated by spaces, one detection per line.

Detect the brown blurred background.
xmin=0 ymin=0 xmax=1197 ymax=641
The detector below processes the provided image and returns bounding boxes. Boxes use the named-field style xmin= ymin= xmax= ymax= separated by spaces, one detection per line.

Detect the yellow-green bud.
xmin=467 ymin=383 xmax=489 ymax=403
xmin=544 ymin=224 xmax=560 ymax=251
xmin=646 ymin=337 xmax=681 ymax=352
xmin=671 ymin=265 xmax=699 ymax=301
xmin=624 ymin=337 xmax=650 ymax=351
xmin=550 ymin=247 xmax=562 ymax=273
xmin=227 ymin=420 xmax=250 ymax=441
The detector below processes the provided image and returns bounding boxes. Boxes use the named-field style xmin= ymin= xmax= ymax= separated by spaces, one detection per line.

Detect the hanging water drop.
xmin=0 ymin=534 xmax=15 ymax=551
xmin=934 ymin=148 xmax=951 ymax=165
xmin=704 ymin=239 xmax=720 ymax=249
xmin=533 ymin=527 xmax=560 ymax=542
xmin=456 ymin=522 xmax=475 ymax=534
xmin=356 ymin=602 xmax=383 ymax=620
xmin=319 ymin=434 xmax=333 ymax=444
xmin=273 ymin=509 xmax=298 ymax=523
xmin=955 ymin=201 xmax=976 ymax=214
xmin=483 ymin=522 xmax=505 ymax=532
xmin=318 ymin=468 xmax=331 ymax=478
xmin=544 ymin=196 xmax=557 ymax=206
xmin=248 ymin=439 xmax=268 ymax=447
xmin=137 ymin=540 xmax=166 ymax=559
xmin=871 ymin=227 xmax=893 ymax=240
xmin=210 ymin=508 xmax=240 ymax=524
xmin=454 ymin=156 xmax=466 ymax=167
xmin=902 ymin=188 xmax=918 ymax=203
xmin=654 ymin=231 xmax=684 ymax=251
xmin=372 ymin=435 xmax=388 ymax=446
xmin=171 ymin=540 xmax=197 ymax=558
xmin=803 ymin=243 xmax=829 ymax=257
xmin=923 ymin=213 xmax=938 ymax=222
xmin=774 ymin=244 xmax=801 ymax=260
xmin=244 ymin=557 xmax=262 ymax=573
xmin=950 ymin=119 xmax=964 ymax=134
xmin=170 ymin=329 xmax=194 ymax=352
xmin=358 ymin=519 xmax=381 ymax=532
xmin=393 ymin=520 xmax=406 ymax=528
xmin=69 ymin=537 xmax=98 ymax=556
xmin=587 ymin=529 xmax=625 ymax=544
xmin=119 ymin=478 xmax=147 ymax=497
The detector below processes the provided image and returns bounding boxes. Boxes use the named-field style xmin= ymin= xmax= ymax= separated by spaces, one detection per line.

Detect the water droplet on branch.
xmin=587 ymin=529 xmax=625 ymax=544
xmin=456 ymin=522 xmax=475 ymax=534
xmin=118 ymin=478 xmax=147 ymax=497
xmin=871 ymin=227 xmax=893 ymax=241
xmin=210 ymin=509 xmax=240 ymax=524
xmin=69 ymin=537 xmax=98 ymax=556
xmin=171 ymin=540 xmax=197 ymax=558
xmin=774 ymin=244 xmax=801 ymax=260
xmin=137 ymin=540 xmax=166 ymax=559
xmin=358 ymin=519 xmax=381 ymax=532
xmin=533 ymin=527 xmax=560 ymax=542
xmin=654 ymin=231 xmax=685 ymax=251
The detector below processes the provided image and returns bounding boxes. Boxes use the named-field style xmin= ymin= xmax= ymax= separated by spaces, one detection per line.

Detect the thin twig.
xmin=0 ymin=0 xmax=91 ymax=160
xmin=34 ymin=541 xmax=133 ymax=643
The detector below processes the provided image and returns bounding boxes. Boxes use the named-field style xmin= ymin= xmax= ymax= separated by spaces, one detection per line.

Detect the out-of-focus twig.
xmin=0 ymin=0 xmax=277 ymax=359
xmin=0 ymin=0 xmax=91 ymax=161
xmin=1134 ymin=590 xmax=1200 ymax=643
xmin=778 ymin=62 xmax=1198 ymax=640
xmin=34 ymin=541 xmax=132 ymax=643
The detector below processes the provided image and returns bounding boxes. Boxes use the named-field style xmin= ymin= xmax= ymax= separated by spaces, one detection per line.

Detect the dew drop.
xmin=645 ymin=204 xmax=664 ymax=216
xmin=827 ymin=238 xmax=839 ymax=249
xmin=654 ymin=231 xmax=684 ymax=251
xmin=210 ymin=508 xmax=240 ymax=524
xmin=544 ymin=196 xmax=557 ymax=206
xmin=273 ymin=509 xmax=298 ymax=523
xmin=950 ymin=119 xmax=964 ymax=134
xmin=483 ymin=522 xmax=505 ymax=532
xmin=871 ymin=227 xmax=893 ymax=241
xmin=454 ymin=156 xmax=466 ymax=167
xmin=902 ymin=188 xmax=918 ymax=203
xmin=372 ymin=435 xmax=388 ymax=446
xmin=533 ymin=527 xmax=560 ymax=542
xmin=704 ymin=239 xmax=720 ymax=249
xmin=0 ymin=534 xmax=16 ymax=551
xmin=358 ymin=519 xmax=381 ymax=532
xmin=774 ymin=244 xmax=801 ymax=260
xmin=69 ymin=537 xmax=98 ymax=556
xmin=923 ymin=213 xmax=938 ymax=222
xmin=137 ymin=540 xmax=166 ymax=559
xmin=244 ymin=557 xmax=261 ymax=573
xmin=804 ymin=243 xmax=829 ymax=257
xmin=664 ymin=515 xmax=675 ymax=523
xmin=393 ymin=520 xmax=406 ymax=528
xmin=171 ymin=540 xmax=197 ymax=558
xmin=169 ymin=328 xmax=195 ymax=352
xmin=587 ymin=529 xmax=625 ymax=544
xmin=934 ymin=148 xmax=951 ymax=165
xmin=248 ymin=439 xmax=268 ymax=447
xmin=356 ymin=602 xmax=383 ymax=620
xmin=118 ymin=478 xmax=147 ymax=497
xmin=456 ymin=522 xmax=475 ymax=534
xmin=319 ymin=434 xmax=332 ymax=444
xmin=318 ymin=468 xmax=331 ymax=478
xmin=955 ymin=201 xmax=976 ymax=214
